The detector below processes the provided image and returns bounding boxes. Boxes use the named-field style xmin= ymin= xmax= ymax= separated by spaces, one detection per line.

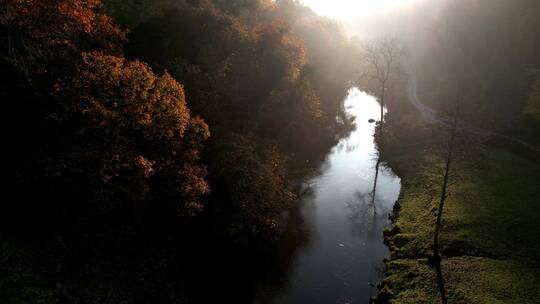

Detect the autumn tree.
xmin=53 ymin=51 xmax=210 ymax=216
xmin=3 ymin=0 xmax=210 ymax=229
xmin=3 ymin=2 xmax=211 ymax=302
xmin=0 ymin=0 xmax=125 ymax=78
xmin=2 ymin=0 xmax=123 ymax=228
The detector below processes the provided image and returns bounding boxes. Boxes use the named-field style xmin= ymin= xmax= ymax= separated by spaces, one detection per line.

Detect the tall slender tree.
xmin=431 ymin=101 xmax=462 ymax=304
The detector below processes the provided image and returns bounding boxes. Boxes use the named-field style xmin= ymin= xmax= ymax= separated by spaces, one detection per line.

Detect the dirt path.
xmin=407 ymin=75 xmax=540 ymax=153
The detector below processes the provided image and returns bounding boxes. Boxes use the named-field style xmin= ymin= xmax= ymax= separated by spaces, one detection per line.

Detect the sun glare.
xmin=301 ymin=0 xmax=415 ymax=20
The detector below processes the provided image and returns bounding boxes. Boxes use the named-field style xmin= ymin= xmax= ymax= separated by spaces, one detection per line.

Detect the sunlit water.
xmin=256 ymin=88 xmax=401 ymax=304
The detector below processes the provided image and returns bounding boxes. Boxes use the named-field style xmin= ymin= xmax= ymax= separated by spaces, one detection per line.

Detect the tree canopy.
xmin=2 ymin=0 xmax=360 ymax=302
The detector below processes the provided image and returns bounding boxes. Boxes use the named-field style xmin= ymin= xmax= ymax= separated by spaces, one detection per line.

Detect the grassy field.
xmin=375 ymin=111 xmax=540 ymax=303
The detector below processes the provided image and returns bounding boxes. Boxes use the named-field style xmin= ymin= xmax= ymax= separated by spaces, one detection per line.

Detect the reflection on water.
xmin=256 ymin=88 xmax=401 ymax=304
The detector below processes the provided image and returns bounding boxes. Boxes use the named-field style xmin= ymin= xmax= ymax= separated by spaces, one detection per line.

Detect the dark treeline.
xmin=412 ymin=0 xmax=540 ymax=135
xmin=2 ymin=0 xmax=358 ymax=302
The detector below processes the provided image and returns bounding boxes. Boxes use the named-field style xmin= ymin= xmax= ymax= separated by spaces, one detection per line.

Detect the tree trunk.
xmin=434 ymin=259 xmax=448 ymax=304
xmin=433 ymin=119 xmax=456 ymax=255
xmin=432 ymin=115 xmax=457 ymax=304
xmin=380 ymin=82 xmax=386 ymax=124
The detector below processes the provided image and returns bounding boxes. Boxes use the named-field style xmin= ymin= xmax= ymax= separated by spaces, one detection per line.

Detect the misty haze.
xmin=3 ymin=1 xmax=539 ymax=303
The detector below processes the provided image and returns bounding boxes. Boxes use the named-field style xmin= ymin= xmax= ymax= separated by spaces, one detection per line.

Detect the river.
xmin=255 ymin=88 xmax=402 ymax=304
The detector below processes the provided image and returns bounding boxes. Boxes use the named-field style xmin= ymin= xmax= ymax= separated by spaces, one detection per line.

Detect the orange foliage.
xmin=54 ymin=51 xmax=210 ymax=214
xmin=6 ymin=0 xmax=124 ymax=49
xmin=1 ymin=0 xmax=125 ymax=73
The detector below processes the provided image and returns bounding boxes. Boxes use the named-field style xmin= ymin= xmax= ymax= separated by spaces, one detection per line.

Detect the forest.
xmin=2 ymin=0 xmax=359 ymax=302
xmin=2 ymin=0 xmax=540 ymax=303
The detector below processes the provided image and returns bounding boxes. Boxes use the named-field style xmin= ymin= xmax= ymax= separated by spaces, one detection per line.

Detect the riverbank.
xmin=374 ymin=107 xmax=540 ymax=303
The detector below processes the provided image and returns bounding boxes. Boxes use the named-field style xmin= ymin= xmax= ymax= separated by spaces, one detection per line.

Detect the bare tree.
xmin=430 ymin=99 xmax=468 ymax=304
xmin=433 ymin=108 xmax=458 ymax=259
xmin=359 ymin=37 xmax=404 ymax=125
xmin=431 ymin=108 xmax=458 ymax=304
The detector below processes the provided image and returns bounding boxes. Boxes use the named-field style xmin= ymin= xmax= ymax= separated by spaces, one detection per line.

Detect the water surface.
xmin=256 ymin=88 xmax=401 ymax=304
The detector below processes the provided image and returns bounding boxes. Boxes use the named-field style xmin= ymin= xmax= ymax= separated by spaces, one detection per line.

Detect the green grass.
xmin=377 ymin=119 xmax=540 ymax=303
xmin=384 ymin=257 xmax=540 ymax=304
